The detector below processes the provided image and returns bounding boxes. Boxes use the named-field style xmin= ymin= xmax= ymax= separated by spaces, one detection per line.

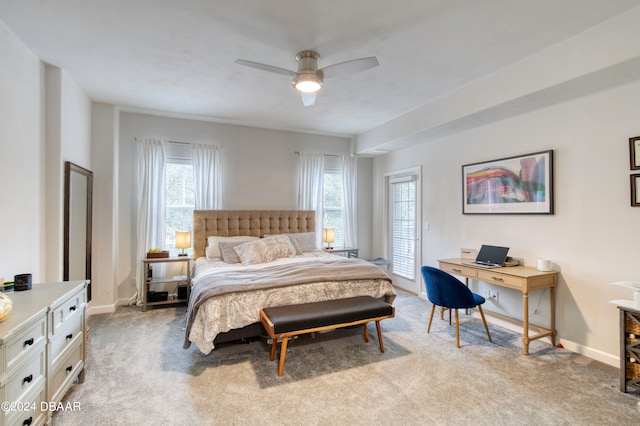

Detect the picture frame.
xmin=462 ymin=150 xmax=554 ymax=214
xmin=631 ymin=174 xmax=640 ymax=207
xmin=630 ymin=136 xmax=640 ymax=170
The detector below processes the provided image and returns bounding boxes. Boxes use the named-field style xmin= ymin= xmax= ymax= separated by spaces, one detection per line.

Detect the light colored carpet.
xmin=52 ymin=290 xmax=639 ymax=425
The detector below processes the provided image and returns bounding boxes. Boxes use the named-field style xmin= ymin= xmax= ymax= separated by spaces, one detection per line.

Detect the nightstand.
xmin=141 ymin=256 xmax=192 ymax=311
xmin=324 ymin=247 xmax=359 ymax=258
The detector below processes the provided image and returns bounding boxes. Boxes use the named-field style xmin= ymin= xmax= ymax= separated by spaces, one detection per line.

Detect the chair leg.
xmin=449 ymin=308 xmax=452 ymax=325
xmin=455 ymin=309 xmax=460 ymax=348
xmin=428 ymin=304 xmax=436 ymax=333
xmin=477 ymin=305 xmax=493 ymax=342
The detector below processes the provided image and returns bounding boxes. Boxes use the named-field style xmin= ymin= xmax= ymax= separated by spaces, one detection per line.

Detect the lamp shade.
xmin=322 ymin=228 xmax=335 ymax=244
xmin=175 ymin=231 xmax=191 ymax=250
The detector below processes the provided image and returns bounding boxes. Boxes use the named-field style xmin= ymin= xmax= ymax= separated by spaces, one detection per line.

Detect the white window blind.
xmin=391 ymin=177 xmax=416 ymax=280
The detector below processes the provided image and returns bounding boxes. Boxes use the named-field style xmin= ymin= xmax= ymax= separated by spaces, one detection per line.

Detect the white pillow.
xmin=205 ymin=236 xmax=259 ymax=260
xmin=234 ymin=235 xmax=297 ymax=265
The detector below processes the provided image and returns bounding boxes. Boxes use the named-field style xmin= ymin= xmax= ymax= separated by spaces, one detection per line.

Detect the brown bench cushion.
xmin=262 ymin=296 xmax=393 ymax=334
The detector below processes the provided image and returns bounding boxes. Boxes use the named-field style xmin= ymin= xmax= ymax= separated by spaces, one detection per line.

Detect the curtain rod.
xmin=294 ymin=151 xmax=340 ymax=158
xmin=134 ymin=137 xmax=190 ymax=145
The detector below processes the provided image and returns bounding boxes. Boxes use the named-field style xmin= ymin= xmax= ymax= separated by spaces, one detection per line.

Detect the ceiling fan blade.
xmin=301 ymin=92 xmax=316 ymax=107
xmin=320 ymin=56 xmax=379 ymax=78
xmin=235 ymin=59 xmax=297 ymax=77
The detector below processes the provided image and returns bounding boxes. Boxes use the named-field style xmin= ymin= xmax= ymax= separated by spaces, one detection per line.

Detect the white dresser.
xmin=0 ymin=281 xmax=87 ymax=426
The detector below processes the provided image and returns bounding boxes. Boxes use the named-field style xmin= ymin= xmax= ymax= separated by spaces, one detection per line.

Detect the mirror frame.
xmin=64 ymin=161 xmax=93 ymax=300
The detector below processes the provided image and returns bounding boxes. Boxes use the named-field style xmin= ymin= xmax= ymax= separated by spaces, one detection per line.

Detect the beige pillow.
xmin=205 ymin=236 xmax=259 ymax=260
xmin=264 ymin=232 xmax=317 ymax=255
xmin=218 ymin=242 xmax=243 ymax=263
xmin=234 ymin=235 xmax=297 ymax=265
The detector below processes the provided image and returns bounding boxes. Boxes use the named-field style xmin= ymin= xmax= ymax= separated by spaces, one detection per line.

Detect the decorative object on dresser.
xmin=14 ymin=273 xmax=32 ymax=291
xmin=462 ymin=150 xmax=554 ymax=215
xmin=0 ymin=292 xmax=12 ymax=322
xmin=0 ymin=281 xmax=87 ymax=426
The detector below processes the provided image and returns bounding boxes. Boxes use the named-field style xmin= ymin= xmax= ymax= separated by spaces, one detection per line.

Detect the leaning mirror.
xmin=64 ymin=161 xmax=93 ymax=300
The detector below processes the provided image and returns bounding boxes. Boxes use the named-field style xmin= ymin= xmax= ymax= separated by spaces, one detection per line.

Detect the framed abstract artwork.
xmin=462 ymin=150 xmax=554 ymax=214
xmin=630 ymin=136 xmax=640 ymax=170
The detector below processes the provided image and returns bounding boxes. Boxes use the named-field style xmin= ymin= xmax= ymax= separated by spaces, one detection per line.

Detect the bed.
xmin=183 ymin=210 xmax=396 ymax=354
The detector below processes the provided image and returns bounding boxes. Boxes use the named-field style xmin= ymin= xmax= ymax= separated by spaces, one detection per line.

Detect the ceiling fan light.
xmin=295 ymin=80 xmax=322 ymax=93
xmin=294 ymin=73 xmax=323 ymax=93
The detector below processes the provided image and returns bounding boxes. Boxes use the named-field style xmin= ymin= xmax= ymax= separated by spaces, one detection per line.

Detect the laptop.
xmin=462 ymin=245 xmax=509 ymax=269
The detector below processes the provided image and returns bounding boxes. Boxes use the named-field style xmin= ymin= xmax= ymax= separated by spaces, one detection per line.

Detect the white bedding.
xmin=186 ymin=252 xmax=396 ymax=354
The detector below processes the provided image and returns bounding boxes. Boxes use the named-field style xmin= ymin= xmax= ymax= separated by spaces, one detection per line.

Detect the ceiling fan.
xmin=235 ymin=50 xmax=379 ymax=106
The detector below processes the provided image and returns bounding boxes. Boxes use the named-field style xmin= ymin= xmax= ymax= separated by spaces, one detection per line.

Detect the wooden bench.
xmin=259 ymin=296 xmax=395 ymax=376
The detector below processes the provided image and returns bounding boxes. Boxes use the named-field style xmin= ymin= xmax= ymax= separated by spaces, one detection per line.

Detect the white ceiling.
xmin=2 ymin=0 xmax=640 ymax=138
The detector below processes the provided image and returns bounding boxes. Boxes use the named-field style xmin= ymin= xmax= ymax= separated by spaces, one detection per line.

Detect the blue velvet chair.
xmin=421 ymin=266 xmax=492 ymax=347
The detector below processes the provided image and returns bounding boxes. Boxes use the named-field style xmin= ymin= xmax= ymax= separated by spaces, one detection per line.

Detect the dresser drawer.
xmin=2 ymin=378 xmax=47 ymax=426
xmin=477 ymin=270 xmax=525 ymax=290
xmin=49 ymin=311 xmax=84 ymax=367
xmin=49 ymin=339 xmax=83 ymax=404
xmin=4 ymin=348 xmax=45 ymax=404
xmin=440 ymin=263 xmax=478 ymax=279
xmin=4 ymin=316 xmax=46 ymax=375
xmin=50 ymin=289 xmax=86 ymax=333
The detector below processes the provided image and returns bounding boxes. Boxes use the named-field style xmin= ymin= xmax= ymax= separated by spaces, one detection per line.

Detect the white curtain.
xmin=296 ymin=152 xmax=324 ymax=243
xmin=341 ymin=155 xmax=358 ymax=247
xmin=191 ymin=143 xmax=222 ymax=209
xmin=135 ymin=139 xmax=166 ymax=305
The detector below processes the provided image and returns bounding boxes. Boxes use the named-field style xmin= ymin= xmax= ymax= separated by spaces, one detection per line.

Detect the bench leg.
xmin=376 ymin=320 xmax=385 ymax=353
xmin=269 ymin=337 xmax=278 ymax=362
xmin=277 ymin=337 xmax=289 ymax=377
xmin=363 ymin=323 xmax=369 ymax=342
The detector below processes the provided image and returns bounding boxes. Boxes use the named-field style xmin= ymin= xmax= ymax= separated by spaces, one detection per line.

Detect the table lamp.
xmin=175 ymin=230 xmax=191 ymax=257
xmin=322 ymin=228 xmax=334 ymax=250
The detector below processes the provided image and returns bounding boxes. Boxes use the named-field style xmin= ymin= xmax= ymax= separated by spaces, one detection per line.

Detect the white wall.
xmin=372 ymin=79 xmax=640 ymax=365
xmin=44 ymin=65 xmax=92 ymax=281
xmin=113 ymin=112 xmax=372 ymax=303
xmin=0 ymin=20 xmax=45 ymax=282
xmin=0 ymin=22 xmax=92 ymax=287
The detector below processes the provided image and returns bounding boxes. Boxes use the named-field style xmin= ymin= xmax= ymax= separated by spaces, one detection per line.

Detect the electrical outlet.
xmin=485 ymin=290 xmax=498 ymax=302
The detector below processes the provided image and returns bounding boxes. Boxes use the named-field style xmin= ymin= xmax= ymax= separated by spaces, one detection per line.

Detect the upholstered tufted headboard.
xmin=192 ymin=210 xmax=316 ymax=259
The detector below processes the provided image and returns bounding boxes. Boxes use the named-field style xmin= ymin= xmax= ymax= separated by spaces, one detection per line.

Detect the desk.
xmin=438 ymin=258 xmax=558 ymax=355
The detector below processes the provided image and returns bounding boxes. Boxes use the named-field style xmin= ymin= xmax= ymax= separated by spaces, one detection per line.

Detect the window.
xmin=390 ymin=176 xmax=417 ymax=280
xmin=165 ymin=161 xmax=195 ymax=255
xmin=323 ymin=170 xmax=343 ymax=247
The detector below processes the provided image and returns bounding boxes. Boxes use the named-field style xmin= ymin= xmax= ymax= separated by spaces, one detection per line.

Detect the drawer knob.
xmin=69 ymin=305 xmax=77 ymax=312
xmin=66 ymin=365 xmax=73 ymax=374
xmin=22 ymin=374 xmax=33 ymax=385
xmin=453 ymin=268 xmax=462 ymax=273
xmin=24 ymin=337 xmax=34 ymax=347
xmin=66 ymin=333 xmax=74 ymax=340
xmin=23 ymin=417 xmax=33 ymax=426
xmin=492 ymin=277 xmax=504 ymax=282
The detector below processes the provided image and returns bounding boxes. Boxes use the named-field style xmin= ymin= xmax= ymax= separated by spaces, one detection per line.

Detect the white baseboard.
xmin=87 ymin=303 xmax=115 ymax=316
xmin=471 ymin=311 xmax=620 ymax=367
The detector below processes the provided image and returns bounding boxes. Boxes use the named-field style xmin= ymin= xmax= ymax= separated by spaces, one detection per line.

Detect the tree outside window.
xmin=165 ymin=162 xmax=194 ymax=255
xmin=323 ymin=171 xmax=343 ymax=247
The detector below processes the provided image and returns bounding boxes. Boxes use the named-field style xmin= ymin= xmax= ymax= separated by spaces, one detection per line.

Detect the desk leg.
xmin=522 ymin=292 xmax=530 ymax=355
